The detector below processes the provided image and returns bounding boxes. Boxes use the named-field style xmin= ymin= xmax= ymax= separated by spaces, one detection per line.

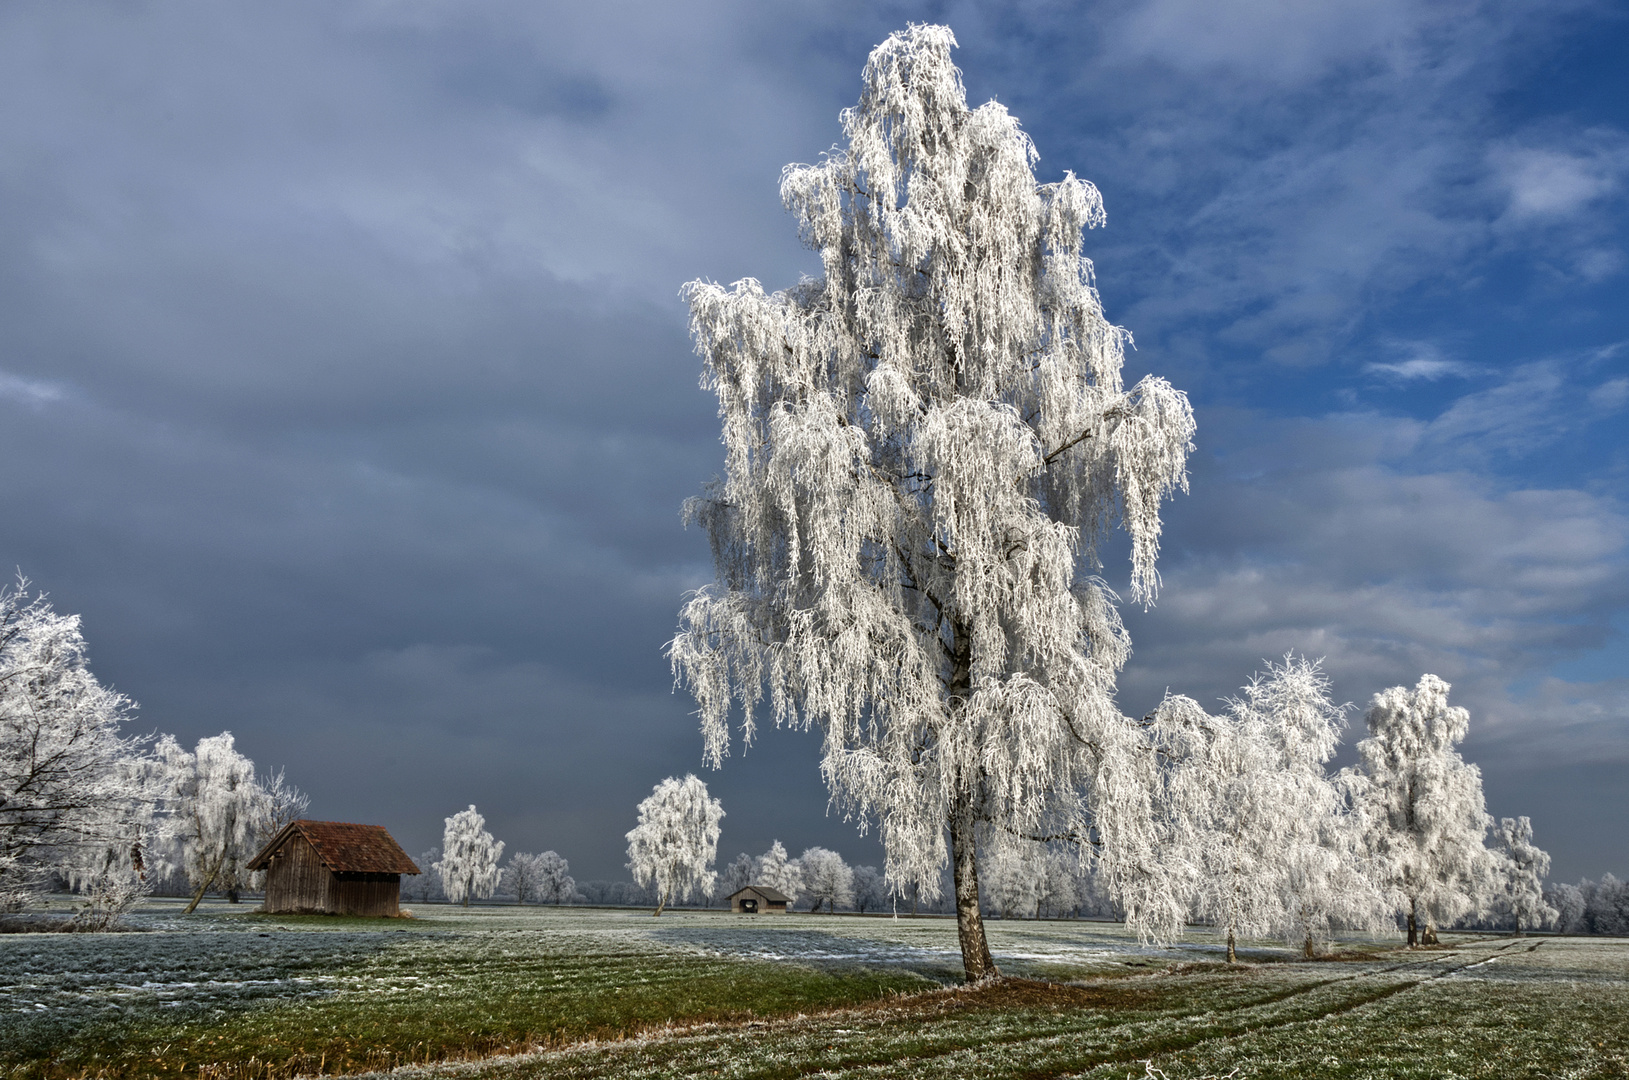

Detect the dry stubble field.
xmin=1 ymin=899 xmax=1625 ymax=1079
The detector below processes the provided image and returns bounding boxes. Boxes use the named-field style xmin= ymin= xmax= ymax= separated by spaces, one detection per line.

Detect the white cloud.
xmin=1107 ymin=0 xmax=1452 ymax=85
xmin=1120 ymin=402 xmax=1629 ymax=773
xmin=1365 ymin=341 xmax=1474 ymax=382
xmin=1490 ymin=141 xmax=1627 ymax=221
xmin=1590 ymin=376 xmax=1629 ymax=412
xmin=0 ymin=369 xmax=67 ymax=407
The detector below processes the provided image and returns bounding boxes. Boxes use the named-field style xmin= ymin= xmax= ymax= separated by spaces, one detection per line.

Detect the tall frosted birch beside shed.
xmin=159 ymin=732 xmax=279 ymax=914
xmin=669 ymin=24 xmax=1195 ymax=981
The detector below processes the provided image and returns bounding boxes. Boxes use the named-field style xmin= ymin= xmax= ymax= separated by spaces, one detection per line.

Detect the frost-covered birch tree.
xmin=799 ymin=847 xmax=855 ymax=912
xmin=1156 ymin=657 xmax=1387 ymax=960
xmin=669 ymin=23 xmax=1194 ymax=982
xmin=1241 ymin=658 xmax=1387 ymax=957
xmin=535 ymin=851 xmax=578 ymax=904
xmin=624 ymin=775 xmax=723 ymax=915
xmin=1354 ymin=675 xmax=1494 ymax=946
xmin=438 ymin=805 xmax=504 ymax=907
xmin=852 ymin=864 xmax=887 ymax=913
xmin=1494 ymin=816 xmax=1556 ymax=933
xmin=752 ymin=840 xmax=803 ymax=904
xmin=158 ymin=732 xmax=296 ymax=913
xmin=502 ymin=851 xmax=546 ymax=904
xmin=1153 ymin=694 xmax=1281 ymax=961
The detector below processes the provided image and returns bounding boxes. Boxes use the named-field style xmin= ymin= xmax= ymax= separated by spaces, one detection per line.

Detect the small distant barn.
xmin=728 ymin=885 xmax=791 ymax=914
xmin=248 ymin=820 xmax=420 ymax=917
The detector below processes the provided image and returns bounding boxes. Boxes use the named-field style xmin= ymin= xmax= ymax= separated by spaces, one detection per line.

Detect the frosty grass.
xmin=2 ymin=898 xmax=1626 ymax=1079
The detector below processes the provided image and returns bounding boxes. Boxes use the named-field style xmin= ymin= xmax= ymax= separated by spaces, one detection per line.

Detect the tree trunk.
xmin=950 ymin=789 xmax=998 ymax=982
xmin=1423 ymin=920 xmax=1438 ymax=946
xmin=653 ymin=890 xmax=667 ymax=917
xmin=1226 ymin=927 xmax=1236 ymax=964
xmin=1407 ymin=902 xmax=1418 ymax=948
xmin=1303 ymin=934 xmax=1315 ymax=959
xmin=183 ymin=855 xmax=225 ymax=915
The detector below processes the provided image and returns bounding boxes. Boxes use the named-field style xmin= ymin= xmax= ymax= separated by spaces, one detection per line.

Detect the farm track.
xmin=396 ymin=944 xmax=1522 ymax=1080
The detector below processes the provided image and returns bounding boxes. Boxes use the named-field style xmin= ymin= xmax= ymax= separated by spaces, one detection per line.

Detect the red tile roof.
xmin=247 ymin=820 xmax=420 ymax=874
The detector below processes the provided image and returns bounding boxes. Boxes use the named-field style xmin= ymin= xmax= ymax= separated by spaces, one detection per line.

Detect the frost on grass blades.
xmin=668 ymin=24 xmax=1195 ymax=983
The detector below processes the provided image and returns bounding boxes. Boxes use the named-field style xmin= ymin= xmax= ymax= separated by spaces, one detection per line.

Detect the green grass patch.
xmin=0 ymin=908 xmax=930 ymax=1079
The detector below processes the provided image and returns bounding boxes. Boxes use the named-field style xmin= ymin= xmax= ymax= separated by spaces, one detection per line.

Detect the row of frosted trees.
xmin=0 ymin=579 xmax=308 ymax=926
xmin=623 ymin=661 xmax=1555 ymax=958
xmin=1145 ymin=660 xmax=1550 ymax=958
xmin=401 ymin=804 xmax=581 ymax=907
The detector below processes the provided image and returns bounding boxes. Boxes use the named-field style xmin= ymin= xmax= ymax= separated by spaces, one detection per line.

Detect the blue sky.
xmin=1 ymin=0 xmax=1624 ymax=883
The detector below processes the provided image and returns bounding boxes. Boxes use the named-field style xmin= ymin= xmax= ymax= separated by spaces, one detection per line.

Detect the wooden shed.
xmin=248 ymin=820 xmax=419 ymax=916
xmin=728 ymin=885 xmax=791 ymax=914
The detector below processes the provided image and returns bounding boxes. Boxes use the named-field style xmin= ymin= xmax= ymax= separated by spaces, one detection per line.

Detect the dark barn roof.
xmin=248 ymin=820 xmax=420 ymax=874
xmin=728 ymin=884 xmax=791 ymax=903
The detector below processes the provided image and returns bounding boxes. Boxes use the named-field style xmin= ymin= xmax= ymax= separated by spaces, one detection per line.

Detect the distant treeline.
xmin=1545 ymin=877 xmax=1629 ymax=936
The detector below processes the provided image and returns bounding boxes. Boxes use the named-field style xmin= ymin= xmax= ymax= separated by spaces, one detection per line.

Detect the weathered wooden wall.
xmin=263 ymin=834 xmax=334 ymax=913
xmin=331 ymin=872 xmax=401 ymax=917
xmin=263 ymin=837 xmax=401 ymax=915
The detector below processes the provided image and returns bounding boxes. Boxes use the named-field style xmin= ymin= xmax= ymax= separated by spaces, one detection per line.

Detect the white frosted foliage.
xmin=1156 ymin=657 xmax=1387 ymax=959
xmin=438 ymin=805 xmax=504 ymax=906
xmin=753 ymin=840 xmax=803 ymax=904
xmin=799 ymin=847 xmax=855 ymax=912
xmin=1495 ymin=816 xmax=1556 ymax=932
xmin=624 ymin=775 xmax=724 ymax=915
xmin=158 ymin=732 xmax=295 ymax=914
xmin=669 ymin=23 xmax=1194 ymax=980
xmin=0 ymin=580 xmax=156 ymax=919
xmin=1354 ymin=674 xmax=1495 ymax=945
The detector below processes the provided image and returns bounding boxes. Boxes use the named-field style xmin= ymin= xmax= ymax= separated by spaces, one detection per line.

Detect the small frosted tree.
xmin=718 ymin=852 xmax=754 ymax=905
xmin=799 ymin=847 xmax=855 ymax=912
xmin=670 ymin=23 xmax=1194 ymax=982
xmin=1243 ymin=658 xmax=1387 ymax=957
xmin=625 ymin=775 xmax=724 ymax=915
xmin=438 ymin=805 xmax=504 ymax=907
xmin=1157 ymin=657 xmax=1387 ymax=960
xmin=535 ymin=851 xmax=577 ymax=904
xmin=752 ymin=840 xmax=803 ymax=904
xmin=1495 ymin=816 xmax=1556 ymax=933
xmin=852 ymin=864 xmax=887 ymax=913
xmin=1355 ymin=674 xmax=1493 ymax=946
xmin=1152 ymin=694 xmax=1281 ymax=961
xmin=502 ymin=852 xmax=546 ymax=904
xmin=402 ymin=847 xmax=445 ymax=903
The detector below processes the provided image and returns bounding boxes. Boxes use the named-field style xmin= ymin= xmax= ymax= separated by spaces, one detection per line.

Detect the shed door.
xmin=742 ymin=898 xmax=758 ymax=913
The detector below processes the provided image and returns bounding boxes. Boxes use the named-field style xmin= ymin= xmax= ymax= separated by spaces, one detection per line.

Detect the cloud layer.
xmin=0 ymin=0 xmax=1624 ymax=881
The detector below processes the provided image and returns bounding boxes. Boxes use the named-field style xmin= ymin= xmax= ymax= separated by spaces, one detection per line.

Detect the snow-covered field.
xmin=3 ymin=898 xmax=1626 ymax=1079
